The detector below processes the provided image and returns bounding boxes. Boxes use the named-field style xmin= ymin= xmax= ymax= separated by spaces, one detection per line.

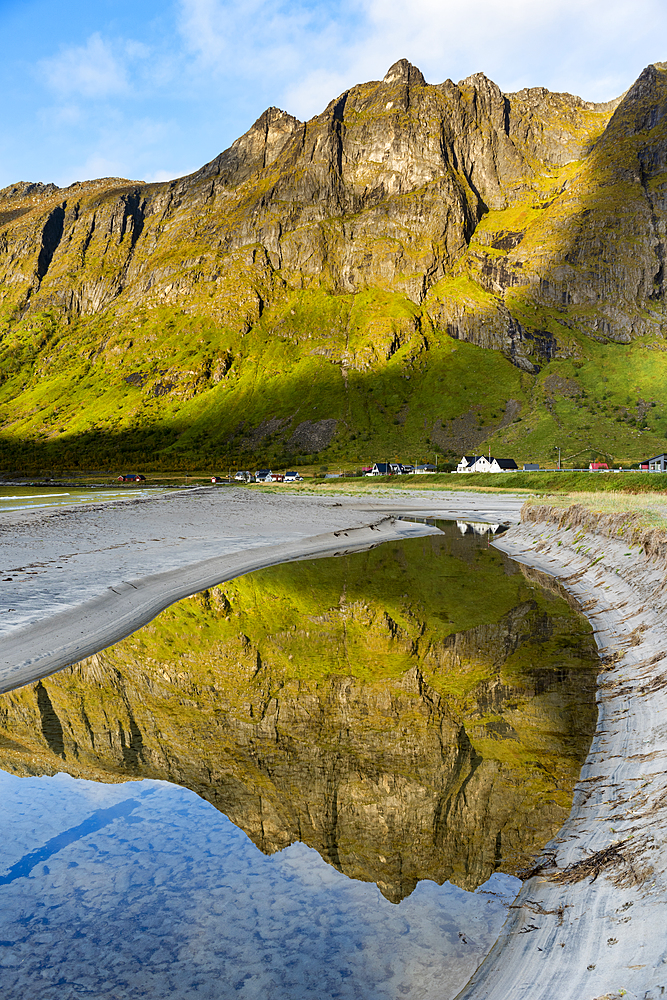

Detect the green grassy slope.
xmin=0 ymin=292 xmax=665 ymax=473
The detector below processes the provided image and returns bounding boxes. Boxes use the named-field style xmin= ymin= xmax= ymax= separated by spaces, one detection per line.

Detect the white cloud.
xmin=14 ymin=0 xmax=667 ymax=190
xmin=144 ymin=167 xmax=191 ymax=182
xmin=178 ymin=0 xmax=667 ymax=122
xmin=40 ymin=33 xmax=132 ymax=98
xmin=177 ymin=0 xmax=347 ymax=85
xmin=362 ymin=0 xmax=667 ymax=99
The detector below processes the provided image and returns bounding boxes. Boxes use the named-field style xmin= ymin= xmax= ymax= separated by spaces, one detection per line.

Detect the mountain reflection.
xmin=0 ymin=523 xmax=599 ymax=902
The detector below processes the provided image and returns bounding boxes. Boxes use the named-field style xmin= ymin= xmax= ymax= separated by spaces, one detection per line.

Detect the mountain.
xmin=1 ymin=59 xmax=666 ymax=471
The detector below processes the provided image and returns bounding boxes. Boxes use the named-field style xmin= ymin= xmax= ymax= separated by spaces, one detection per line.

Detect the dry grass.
xmin=523 ymin=491 xmax=667 ymax=530
xmin=521 ymin=497 xmax=667 ymax=573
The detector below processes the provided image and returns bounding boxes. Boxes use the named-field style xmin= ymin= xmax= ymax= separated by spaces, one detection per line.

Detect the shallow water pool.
xmin=0 ymin=521 xmax=600 ymax=998
xmin=0 ymin=485 xmax=166 ymax=513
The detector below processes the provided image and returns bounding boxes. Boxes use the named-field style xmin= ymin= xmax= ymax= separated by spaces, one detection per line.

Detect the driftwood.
xmin=520 ymin=838 xmax=652 ymax=889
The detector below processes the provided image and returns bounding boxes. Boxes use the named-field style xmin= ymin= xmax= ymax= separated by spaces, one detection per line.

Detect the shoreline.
xmin=0 ymin=517 xmax=433 ymax=693
xmin=456 ymin=505 xmax=667 ymax=999
xmin=0 ymin=487 xmax=526 ymax=692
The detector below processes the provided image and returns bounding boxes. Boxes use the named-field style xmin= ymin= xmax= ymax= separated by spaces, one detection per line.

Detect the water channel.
xmin=0 ymin=521 xmax=600 ymax=999
xmin=0 ymin=484 xmax=166 ymax=514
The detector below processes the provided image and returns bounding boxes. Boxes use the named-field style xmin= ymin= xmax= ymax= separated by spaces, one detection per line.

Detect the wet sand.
xmin=458 ymin=510 xmax=667 ymax=1000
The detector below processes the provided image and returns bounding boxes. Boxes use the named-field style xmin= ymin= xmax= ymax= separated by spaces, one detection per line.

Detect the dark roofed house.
xmin=642 ymin=454 xmax=667 ymax=472
xmin=456 ymin=456 xmax=517 ymax=473
xmin=491 ymin=459 xmax=518 ymax=472
xmin=366 ymin=462 xmax=393 ymax=476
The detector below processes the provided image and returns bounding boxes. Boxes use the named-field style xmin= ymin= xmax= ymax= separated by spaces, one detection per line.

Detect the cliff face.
xmin=0 ymin=59 xmax=626 ymax=320
xmin=0 ymin=531 xmax=599 ymax=900
xmin=1 ymin=60 xmax=666 ymax=471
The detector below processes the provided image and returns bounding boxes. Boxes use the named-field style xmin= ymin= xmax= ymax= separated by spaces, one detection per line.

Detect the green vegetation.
xmin=0 ymin=293 xmax=665 ymax=474
xmin=269 ymin=470 xmax=667 ymax=495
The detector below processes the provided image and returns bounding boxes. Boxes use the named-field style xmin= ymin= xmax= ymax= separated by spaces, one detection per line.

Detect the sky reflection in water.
xmin=0 ymin=486 xmax=165 ymax=513
xmin=0 ymin=771 xmax=517 ymax=1000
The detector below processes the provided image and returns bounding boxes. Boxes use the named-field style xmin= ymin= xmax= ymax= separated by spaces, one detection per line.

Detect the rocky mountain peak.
xmin=383 ymin=58 xmax=426 ymax=87
xmin=192 ymin=104 xmax=302 ymax=189
xmin=601 ymin=61 xmax=667 ymax=140
xmin=0 ymin=180 xmax=59 ymax=203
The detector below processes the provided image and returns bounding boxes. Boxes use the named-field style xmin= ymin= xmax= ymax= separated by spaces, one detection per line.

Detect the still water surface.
xmin=0 ymin=522 xmax=600 ymax=999
xmin=0 ymin=485 xmax=165 ymax=513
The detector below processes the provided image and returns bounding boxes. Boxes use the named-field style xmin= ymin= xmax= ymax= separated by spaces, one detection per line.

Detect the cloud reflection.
xmin=0 ymin=770 xmax=518 ymax=999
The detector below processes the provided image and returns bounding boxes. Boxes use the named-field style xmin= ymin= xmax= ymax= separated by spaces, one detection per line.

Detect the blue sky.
xmin=1 ymin=0 xmax=665 ymax=188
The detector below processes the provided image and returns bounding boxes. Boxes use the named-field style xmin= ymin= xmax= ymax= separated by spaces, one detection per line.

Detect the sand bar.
xmin=0 ymin=486 xmax=526 ymax=691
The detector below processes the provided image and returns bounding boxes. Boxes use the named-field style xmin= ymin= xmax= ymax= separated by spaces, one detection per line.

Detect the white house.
xmin=456 ymin=456 xmax=518 ymax=473
xmin=456 ymin=455 xmax=495 ymax=473
xmin=456 ymin=456 xmax=480 ymax=473
xmin=366 ymin=462 xmax=402 ymax=476
xmin=641 ymin=454 xmax=667 ymax=472
xmin=490 ymin=458 xmax=518 ymax=472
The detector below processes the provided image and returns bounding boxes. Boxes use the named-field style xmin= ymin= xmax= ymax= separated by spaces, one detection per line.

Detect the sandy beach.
xmin=0 ymin=486 xmax=525 ymax=692
xmin=457 ymin=508 xmax=667 ymax=1000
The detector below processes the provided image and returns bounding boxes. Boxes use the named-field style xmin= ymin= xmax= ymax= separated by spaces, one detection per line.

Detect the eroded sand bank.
xmin=457 ymin=507 xmax=667 ymax=1000
xmin=0 ymin=486 xmax=525 ymax=692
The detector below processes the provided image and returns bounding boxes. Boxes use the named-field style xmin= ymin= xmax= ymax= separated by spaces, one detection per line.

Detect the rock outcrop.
xmin=0 ymin=60 xmax=649 ymax=332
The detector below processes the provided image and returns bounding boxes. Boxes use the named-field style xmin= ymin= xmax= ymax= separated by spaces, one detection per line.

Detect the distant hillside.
xmin=1 ymin=58 xmax=666 ymax=472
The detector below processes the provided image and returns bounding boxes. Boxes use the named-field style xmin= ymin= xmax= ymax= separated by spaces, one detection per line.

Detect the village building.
xmin=366 ymin=462 xmax=402 ymax=476
xmin=640 ymin=454 xmax=667 ymax=472
xmin=456 ymin=456 xmax=518 ymax=473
